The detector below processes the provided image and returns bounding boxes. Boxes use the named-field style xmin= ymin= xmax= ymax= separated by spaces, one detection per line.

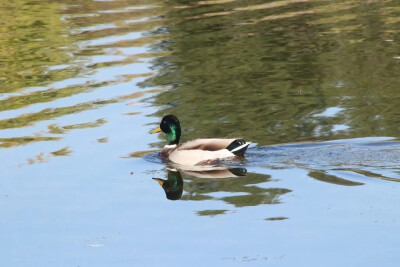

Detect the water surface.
xmin=0 ymin=0 xmax=400 ymax=266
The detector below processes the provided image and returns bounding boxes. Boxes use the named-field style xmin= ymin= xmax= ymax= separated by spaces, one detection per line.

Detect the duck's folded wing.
xmin=169 ymin=149 xmax=234 ymax=166
xmin=178 ymin=138 xmax=238 ymax=151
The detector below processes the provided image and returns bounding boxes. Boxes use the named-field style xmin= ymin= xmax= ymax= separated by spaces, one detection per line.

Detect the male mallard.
xmin=150 ymin=115 xmax=251 ymax=166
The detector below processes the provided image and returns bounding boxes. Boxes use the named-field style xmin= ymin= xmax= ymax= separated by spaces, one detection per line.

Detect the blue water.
xmin=1 ymin=0 xmax=400 ymax=266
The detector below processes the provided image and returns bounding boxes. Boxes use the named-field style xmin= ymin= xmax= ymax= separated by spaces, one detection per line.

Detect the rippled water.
xmin=1 ymin=0 xmax=400 ymax=266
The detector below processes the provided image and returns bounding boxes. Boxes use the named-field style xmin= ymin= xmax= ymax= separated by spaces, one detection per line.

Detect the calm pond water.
xmin=1 ymin=0 xmax=400 ymax=266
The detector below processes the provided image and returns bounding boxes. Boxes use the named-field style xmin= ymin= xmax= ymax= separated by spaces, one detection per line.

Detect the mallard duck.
xmin=150 ymin=115 xmax=251 ymax=165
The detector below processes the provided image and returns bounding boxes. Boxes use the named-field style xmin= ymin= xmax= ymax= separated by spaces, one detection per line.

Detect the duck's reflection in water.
xmin=153 ymin=167 xmax=246 ymax=200
xmin=153 ymin=167 xmax=292 ymax=212
xmin=153 ymin=170 xmax=184 ymax=200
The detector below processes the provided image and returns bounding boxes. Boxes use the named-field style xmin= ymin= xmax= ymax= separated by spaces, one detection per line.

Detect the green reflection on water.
xmin=62 ymin=118 xmax=107 ymax=130
xmin=0 ymin=136 xmax=60 ymax=148
xmin=50 ymin=146 xmax=72 ymax=156
xmin=182 ymin=171 xmax=291 ymax=208
xmin=142 ymin=0 xmax=400 ymax=146
xmin=308 ymin=170 xmax=364 ymax=186
xmin=0 ymin=0 xmax=167 ymax=151
xmin=0 ymin=0 xmax=76 ymax=93
xmin=197 ymin=209 xmax=229 ymax=216
xmin=0 ymin=81 xmax=110 ymax=112
xmin=0 ymin=99 xmax=116 ymax=130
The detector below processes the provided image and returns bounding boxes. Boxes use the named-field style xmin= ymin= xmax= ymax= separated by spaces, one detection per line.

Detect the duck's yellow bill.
xmin=150 ymin=126 xmax=161 ymax=134
xmin=152 ymin=178 xmax=165 ymax=186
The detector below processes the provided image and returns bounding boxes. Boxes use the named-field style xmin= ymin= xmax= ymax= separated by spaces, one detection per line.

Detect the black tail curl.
xmin=226 ymin=139 xmax=250 ymax=156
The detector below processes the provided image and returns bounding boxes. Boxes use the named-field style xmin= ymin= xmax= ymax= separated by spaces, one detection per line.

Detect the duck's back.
xmin=168 ymin=148 xmax=234 ymax=166
xmin=167 ymin=138 xmax=250 ymax=166
xmin=177 ymin=138 xmax=238 ymax=151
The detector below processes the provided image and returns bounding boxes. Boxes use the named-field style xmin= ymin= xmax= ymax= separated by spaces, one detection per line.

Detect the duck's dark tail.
xmin=226 ymin=139 xmax=251 ymax=156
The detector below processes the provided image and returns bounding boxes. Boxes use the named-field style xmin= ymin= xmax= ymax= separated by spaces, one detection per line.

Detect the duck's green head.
xmin=150 ymin=115 xmax=181 ymax=145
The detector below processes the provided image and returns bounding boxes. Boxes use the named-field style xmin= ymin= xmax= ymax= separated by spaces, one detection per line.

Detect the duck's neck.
xmin=166 ymin=125 xmax=180 ymax=145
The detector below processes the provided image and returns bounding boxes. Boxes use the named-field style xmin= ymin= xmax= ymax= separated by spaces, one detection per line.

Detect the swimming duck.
xmin=150 ymin=115 xmax=251 ymax=166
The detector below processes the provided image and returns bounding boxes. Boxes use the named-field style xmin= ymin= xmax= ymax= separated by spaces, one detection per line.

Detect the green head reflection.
xmin=153 ymin=170 xmax=184 ymax=200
